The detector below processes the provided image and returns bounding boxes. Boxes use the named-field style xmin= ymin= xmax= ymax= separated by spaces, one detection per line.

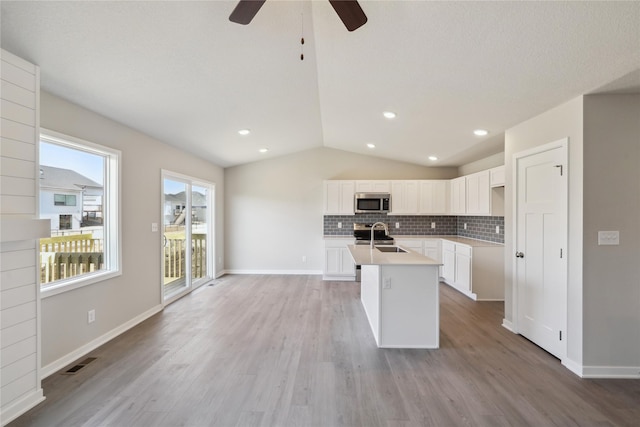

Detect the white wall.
xmin=224 ymin=147 xmax=457 ymax=272
xmin=582 ymin=94 xmax=640 ymax=370
xmin=504 ymin=96 xmax=584 ymax=367
xmin=39 ymin=91 xmax=225 ymax=369
xmin=458 ymin=151 xmax=504 ymax=176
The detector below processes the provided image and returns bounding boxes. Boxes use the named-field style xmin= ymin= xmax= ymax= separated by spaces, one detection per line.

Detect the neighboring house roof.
xmin=39 ymin=165 xmax=103 ymax=192
xmin=164 ymin=191 xmax=207 ymax=207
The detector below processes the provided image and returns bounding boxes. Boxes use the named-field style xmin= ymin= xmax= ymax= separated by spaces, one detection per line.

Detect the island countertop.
xmin=347 ymin=245 xmax=442 ymax=266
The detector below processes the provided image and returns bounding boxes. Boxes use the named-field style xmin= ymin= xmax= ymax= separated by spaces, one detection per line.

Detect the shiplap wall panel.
xmin=0 ymin=248 xmax=36 ymax=271
xmin=0 ymin=267 xmax=36 ymax=292
xmin=1 ymin=100 xmax=36 ymax=127
xmin=1 ymin=319 xmax=37 ymax=349
xmin=0 ymin=336 xmax=36 ymax=369
xmin=1 ymin=354 xmax=37 ymax=388
xmin=0 ymin=301 xmax=36 ymax=331
xmin=0 ymin=118 xmax=35 ymax=144
xmin=0 ymin=59 xmax=36 ymax=91
xmin=0 ymin=157 xmax=35 ymax=179
xmin=1 ymin=371 xmax=37 ymax=407
xmin=1 ymin=49 xmax=43 ymax=425
xmin=0 ymin=138 xmax=36 ymax=162
xmin=0 ymin=176 xmax=36 ymax=197
xmin=0 ymin=195 xmax=36 ymax=215
xmin=1 ymin=285 xmax=35 ymax=311
xmin=1 ymin=80 xmax=36 ymax=109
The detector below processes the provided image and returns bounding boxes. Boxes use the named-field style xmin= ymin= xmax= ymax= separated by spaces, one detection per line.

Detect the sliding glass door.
xmin=162 ymin=172 xmax=214 ymax=303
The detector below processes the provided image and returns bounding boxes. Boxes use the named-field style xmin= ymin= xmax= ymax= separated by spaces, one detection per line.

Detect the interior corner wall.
xmin=583 ymin=94 xmax=640 ymax=371
xmin=224 ymin=147 xmax=457 ymax=273
xmin=504 ymin=96 xmax=584 ymax=367
xmin=458 ymin=151 xmax=505 ymax=176
xmin=39 ymin=91 xmax=225 ymax=369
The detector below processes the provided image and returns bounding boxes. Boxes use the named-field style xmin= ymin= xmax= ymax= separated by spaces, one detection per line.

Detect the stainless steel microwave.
xmin=354 ymin=193 xmax=391 ymax=213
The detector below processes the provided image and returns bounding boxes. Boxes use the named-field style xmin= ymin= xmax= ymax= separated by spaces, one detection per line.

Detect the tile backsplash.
xmin=324 ymin=214 xmax=504 ymax=243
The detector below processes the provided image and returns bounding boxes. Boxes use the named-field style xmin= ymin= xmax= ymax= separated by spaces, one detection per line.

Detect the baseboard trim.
xmin=561 ymin=357 xmax=584 ymax=377
xmin=579 ymin=365 xmax=640 ymax=379
xmin=225 ymin=269 xmax=323 ymax=275
xmin=41 ymin=304 xmax=163 ymax=379
xmin=502 ymin=319 xmax=514 ymax=332
xmin=0 ymin=388 xmax=45 ymax=426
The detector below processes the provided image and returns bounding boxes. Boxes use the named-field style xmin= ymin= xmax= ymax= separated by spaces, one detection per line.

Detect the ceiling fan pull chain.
xmin=300 ymin=5 xmax=305 ymax=60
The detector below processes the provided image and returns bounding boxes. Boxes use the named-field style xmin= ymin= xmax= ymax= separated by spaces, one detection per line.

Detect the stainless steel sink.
xmin=375 ymin=246 xmax=408 ymax=253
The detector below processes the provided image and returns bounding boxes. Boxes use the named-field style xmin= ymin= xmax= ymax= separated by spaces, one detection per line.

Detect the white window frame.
xmin=40 ymin=129 xmax=122 ymax=298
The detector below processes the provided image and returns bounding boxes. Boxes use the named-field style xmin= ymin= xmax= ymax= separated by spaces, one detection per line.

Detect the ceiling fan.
xmin=229 ymin=0 xmax=367 ymax=32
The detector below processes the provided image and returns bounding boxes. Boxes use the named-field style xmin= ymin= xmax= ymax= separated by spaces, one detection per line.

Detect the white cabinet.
xmin=423 ymin=239 xmax=441 ymax=263
xmin=323 ymin=239 xmax=356 ymax=280
xmin=490 ymin=166 xmax=505 ymax=187
xmin=450 ymin=177 xmax=467 ymax=215
xmin=355 ymin=180 xmax=390 ymax=193
xmin=390 ymin=181 xmax=419 ymax=214
xmin=466 ymin=170 xmax=491 ymax=215
xmin=323 ymin=180 xmax=355 ymax=215
xmin=441 ymin=239 xmax=504 ymax=300
xmin=418 ymin=180 xmax=449 ymax=214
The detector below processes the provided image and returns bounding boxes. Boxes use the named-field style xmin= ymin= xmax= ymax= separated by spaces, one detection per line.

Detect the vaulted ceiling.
xmin=2 ymin=1 xmax=639 ymax=168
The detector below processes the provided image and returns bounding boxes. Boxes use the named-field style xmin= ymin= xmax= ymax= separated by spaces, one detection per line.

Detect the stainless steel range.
xmin=353 ymin=223 xmax=395 ymax=246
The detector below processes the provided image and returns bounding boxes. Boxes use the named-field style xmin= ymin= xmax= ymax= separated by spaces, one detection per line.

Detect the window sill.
xmin=41 ymin=269 xmax=122 ymax=299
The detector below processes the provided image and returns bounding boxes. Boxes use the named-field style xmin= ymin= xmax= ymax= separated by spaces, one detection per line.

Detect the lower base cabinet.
xmin=323 ymin=239 xmax=356 ymax=280
xmin=441 ymin=239 xmax=504 ymax=301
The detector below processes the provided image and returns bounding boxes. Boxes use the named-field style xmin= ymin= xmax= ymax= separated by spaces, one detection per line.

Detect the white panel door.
xmin=515 ymin=141 xmax=567 ymax=359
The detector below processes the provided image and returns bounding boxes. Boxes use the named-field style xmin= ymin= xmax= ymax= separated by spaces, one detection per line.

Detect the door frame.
xmin=511 ymin=137 xmax=569 ymax=358
xmin=161 ymin=170 xmax=215 ymax=306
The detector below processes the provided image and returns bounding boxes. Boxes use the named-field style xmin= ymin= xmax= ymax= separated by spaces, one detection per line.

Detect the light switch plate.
xmin=598 ymin=231 xmax=619 ymax=245
xmin=151 ymin=222 xmax=158 ymax=232
xmin=431 ymin=222 xmax=436 ymax=229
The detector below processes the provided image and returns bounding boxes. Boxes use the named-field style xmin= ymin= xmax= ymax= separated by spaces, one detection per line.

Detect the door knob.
xmin=515 ymin=252 xmax=524 ymax=258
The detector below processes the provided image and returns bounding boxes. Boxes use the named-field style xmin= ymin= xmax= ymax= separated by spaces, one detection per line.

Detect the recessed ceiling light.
xmin=473 ymin=129 xmax=489 ymax=136
xmin=383 ymin=111 xmax=396 ymax=119
xmin=238 ymin=129 xmax=251 ymax=136
xmin=428 ymin=156 xmax=438 ymax=161
xmin=367 ymin=143 xmax=376 ymax=149
xmin=259 ymin=148 xmax=268 ymax=153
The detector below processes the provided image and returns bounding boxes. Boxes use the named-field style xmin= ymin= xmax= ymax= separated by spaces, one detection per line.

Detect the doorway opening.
xmin=162 ymin=171 xmax=215 ymax=304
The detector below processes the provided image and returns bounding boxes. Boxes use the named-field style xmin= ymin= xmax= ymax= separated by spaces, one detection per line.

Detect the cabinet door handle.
xmin=515 ymin=252 xmax=524 ymax=258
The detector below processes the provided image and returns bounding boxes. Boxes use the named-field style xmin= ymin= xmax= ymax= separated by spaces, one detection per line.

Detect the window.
xmin=59 ymin=214 xmax=72 ymax=230
xmin=54 ymin=194 xmax=77 ymax=206
xmin=39 ymin=129 xmax=121 ymax=296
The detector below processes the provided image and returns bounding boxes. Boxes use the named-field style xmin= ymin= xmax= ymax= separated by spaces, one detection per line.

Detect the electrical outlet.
xmin=496 ymin=226 xmax=500 ymax=234
xmin=598 ymin=231 xmax=619 ymax=245
xmin=338 ymin=222 xmax=342 ymax=229
xmin=464 ymin=223 xmax=467 ymax=230
xmin=88 ymin=309 xmax=96 ymax=324
xmin=431 ymin=222 xmax=436 ymax=229
xmin=395 ymin=222 xmax=400 ymax=229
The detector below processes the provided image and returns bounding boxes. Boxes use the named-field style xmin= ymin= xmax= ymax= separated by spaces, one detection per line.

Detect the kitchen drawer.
xmin=456 ymin=244 xmax=472 ymax=257
xmin=423 ymin=239 xmax=439 ymax=249
xmin=442 ymin=241 xmax=456 ymax=252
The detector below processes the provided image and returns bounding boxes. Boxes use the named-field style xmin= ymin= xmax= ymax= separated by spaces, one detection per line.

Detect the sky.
xmin=40 ymin=141 xmax=104 ymax=184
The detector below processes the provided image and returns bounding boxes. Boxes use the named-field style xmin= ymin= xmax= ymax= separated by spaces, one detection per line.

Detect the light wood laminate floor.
xmin=10 ymin=275 xmax=640 ymax=426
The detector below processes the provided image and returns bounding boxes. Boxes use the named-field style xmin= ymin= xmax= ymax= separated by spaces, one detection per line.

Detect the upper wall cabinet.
xmin=355 ymin=180 xmax=391 ymax=193
xmin=419 ymin=180 xmax=450 ymax=215
xmin=490 ymin=166 xmax=505 ymax=187
xmin=450 ymin=176 xmax=467 ymax=215
xmin=390 ymin=180 xmax=419 ymax=214
xmin=466 ymin=170 xmax=491 ymax=215
xmin=323 ymin=180 xmax=355 ymax=215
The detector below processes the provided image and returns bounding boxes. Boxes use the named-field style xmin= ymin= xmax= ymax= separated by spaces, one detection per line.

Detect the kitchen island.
xmin=347 ymin=245 xmax=442 ymax=349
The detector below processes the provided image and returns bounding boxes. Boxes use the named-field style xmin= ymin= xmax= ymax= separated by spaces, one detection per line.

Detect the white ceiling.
xmin=2 ymin=1 xmax=639 ymax=168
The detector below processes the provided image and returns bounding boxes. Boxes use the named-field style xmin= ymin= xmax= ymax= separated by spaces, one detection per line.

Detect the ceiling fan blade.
xmin=328 ymin=0 xmax=367 ymax=32
xmin=229 ymin=0 xmax=266 ymax=25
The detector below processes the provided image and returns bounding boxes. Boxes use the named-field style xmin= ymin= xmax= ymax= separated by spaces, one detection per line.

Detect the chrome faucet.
xmin=370 ymin=222 xmax=389 ymax=249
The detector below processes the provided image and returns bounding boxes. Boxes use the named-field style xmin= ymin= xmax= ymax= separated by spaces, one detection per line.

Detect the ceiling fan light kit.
xmin=229 ymin=0 xmax=367 ymax=32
